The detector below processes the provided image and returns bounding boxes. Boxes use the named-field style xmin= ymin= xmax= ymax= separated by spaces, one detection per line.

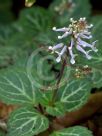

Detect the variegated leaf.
xmin=0 ymin=68 xmax=36 ymax=105
xmin=58 ymin=79 xmax=91 ymax=112
xmin=50 ymin=126 xmax=93 ymax=136
xmin=8 ymin=107 xmax=49 ymax=136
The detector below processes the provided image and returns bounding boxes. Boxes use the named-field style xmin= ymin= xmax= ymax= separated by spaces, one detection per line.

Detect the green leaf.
xmin=37 ymin=90 xmax=66 ymax=116
xmin=0 ymin=0 xmax=14 ymax=24
xmin=0 ymin=46 xmax=14 ymax=68
xmin=91 ymin=68 xmax=102 ymax=88
xmin=0 ymin=46 xmax=25 ymax=69
xmin=57 ymin=79 xmax=91 ymax=112
xmin=25 ymin=0 xmax=36 ymax=7
xmin=37 ymin=78 xmax=91 ymax=116
xmin=0 ymin=25 xmax=29 ymax=69
xmin=50 ymin=126 xmax=93 ymax=136
xmin=26 ymin=50 xmax=60 ymax=90
xmin=0 ymin=129 xmax=6 ymax=136
xmin=0 ymin=68 xmax=36 ymax=105
xmin=46 ymin=102 xmax=66 ymax=116
xmin=8 ymin=107 xmax=49 ymax=136
xmin=0 ymin=25 xmax=12 ymax=46
xmin=7 ymin=7 xmax=53 ymax=50
xmin=18 ymin=7 xmax=53 ymax=33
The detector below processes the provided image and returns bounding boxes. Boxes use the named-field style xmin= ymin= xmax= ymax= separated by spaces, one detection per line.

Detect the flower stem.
xmin=52 ymin=59 xmax=66 ymax=104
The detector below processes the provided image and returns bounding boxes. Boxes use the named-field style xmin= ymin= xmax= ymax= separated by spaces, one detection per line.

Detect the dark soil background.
xmin=11 ymin=0 xmax=102 ymax=18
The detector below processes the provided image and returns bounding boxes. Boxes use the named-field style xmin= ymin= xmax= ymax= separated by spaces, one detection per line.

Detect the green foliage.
xmin=5 ymin=7 xmax=54 ymax=53
xmin=36 ymin=90 xmax=65 ymax=116
xmin=7 ymin=107 xmax=49 ymax=136
xmin=0 ymin=68 xmax=36 ymax=105
xmin=17 ymin=7 xmax=53 ymax=33
xmin=0 ymin=129 xmax=6 ymax=136
xmin=50 ymin=126 xmax=93 ymax=136
xmin=76 ymin=16 xmax=102 ymax=88
xmin=35 ymin=78 xmax=91 ymax=116
xmin=0 ymin=0 xmax=14 ymax=24
xmin=0 ymin=0 xmax=102 ymax=136
xmin=58 ymin=79 xmax=91 ymax=112
xmin=0 ymin=25 xmax=28 ymax=69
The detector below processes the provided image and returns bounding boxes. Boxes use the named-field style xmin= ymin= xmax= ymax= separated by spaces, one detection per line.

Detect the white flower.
xmin=49 ymin=18 xmax=98 ymax=64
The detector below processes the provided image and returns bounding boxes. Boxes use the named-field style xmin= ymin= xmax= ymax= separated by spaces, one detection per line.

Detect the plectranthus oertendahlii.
xmin=49 ymin=18 xmax=98 ymax=64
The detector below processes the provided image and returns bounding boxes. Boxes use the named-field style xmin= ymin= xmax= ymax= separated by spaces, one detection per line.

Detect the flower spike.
xmin=49 ymin=18 xmax=98 ymax=64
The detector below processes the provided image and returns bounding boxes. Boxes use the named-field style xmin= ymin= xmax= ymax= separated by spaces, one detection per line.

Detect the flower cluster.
xmin=54 ymin=0 xmax=75 ymax=15
xmin=49 ymin=18 xmax=98 ymax=64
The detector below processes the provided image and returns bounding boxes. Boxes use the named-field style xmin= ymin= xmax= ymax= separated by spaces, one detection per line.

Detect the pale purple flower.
xmin=68 ymin=38 xmax=75 ymax=64
xmin=56 ymin=46 xmax=67 ymax=62
xmin=49 ymin=18 xmax=98 ymax=64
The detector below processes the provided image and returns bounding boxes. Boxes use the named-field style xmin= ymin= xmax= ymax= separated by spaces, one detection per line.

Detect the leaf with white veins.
xmin=8 ymin=107 xmax=49 ymax=136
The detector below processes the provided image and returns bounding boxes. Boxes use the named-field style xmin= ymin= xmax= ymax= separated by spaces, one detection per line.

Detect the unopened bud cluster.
xmin=54 ymin=0 xmax=75 ymax=15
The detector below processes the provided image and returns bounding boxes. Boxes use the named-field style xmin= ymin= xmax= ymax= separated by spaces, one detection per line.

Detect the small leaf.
xmin=46 ymin=102 xmax=66 ymax=116
xmin=50 ymin=126 xmax=93 ymax=136
xmin=25 ymin=0 xmax=36 ymax=7
xmin=8 ymin=107 xmax=49 ymax=136
xmin=0 ymin=68 xmax=36 ymax=105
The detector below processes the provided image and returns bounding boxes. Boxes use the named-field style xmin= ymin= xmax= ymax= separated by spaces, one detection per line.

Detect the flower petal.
xmin=61 ymin=46 xmax=67 ymax=55
xmin=82 ymin=31 xmax=91 ymax=35
xmin=77 ymin=38 xmax=98 ymax=52
xmin=56 ymin=46 xmax=67 ymax=63
xmin=49 ymin=43 xmax=64 ymax=51
xmin=76 ymin=44 xmax=92 ymax=59
xmin=68 ymin=38 xmax=75 ymax=64
xmin=56 ymin=56 xmax=61 ymax=63
xmin=77 ymin=38 xmax=91 ymax=47
xmin=52 ymin=27 xmax=69 ymax=32
xmin=58 ymin=31 xmax=72 ymax=39
xmin=92 ymin=41 xmax=98 ymax=52
xmin=79 ymin=34 xmax=92 ymax=39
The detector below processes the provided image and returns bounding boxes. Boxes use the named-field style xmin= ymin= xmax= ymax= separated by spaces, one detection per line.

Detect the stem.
xmin=52 ymin=59 xmax=66 ymax=103
xmin=37 ymin=104 xmax=45 ymax=114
